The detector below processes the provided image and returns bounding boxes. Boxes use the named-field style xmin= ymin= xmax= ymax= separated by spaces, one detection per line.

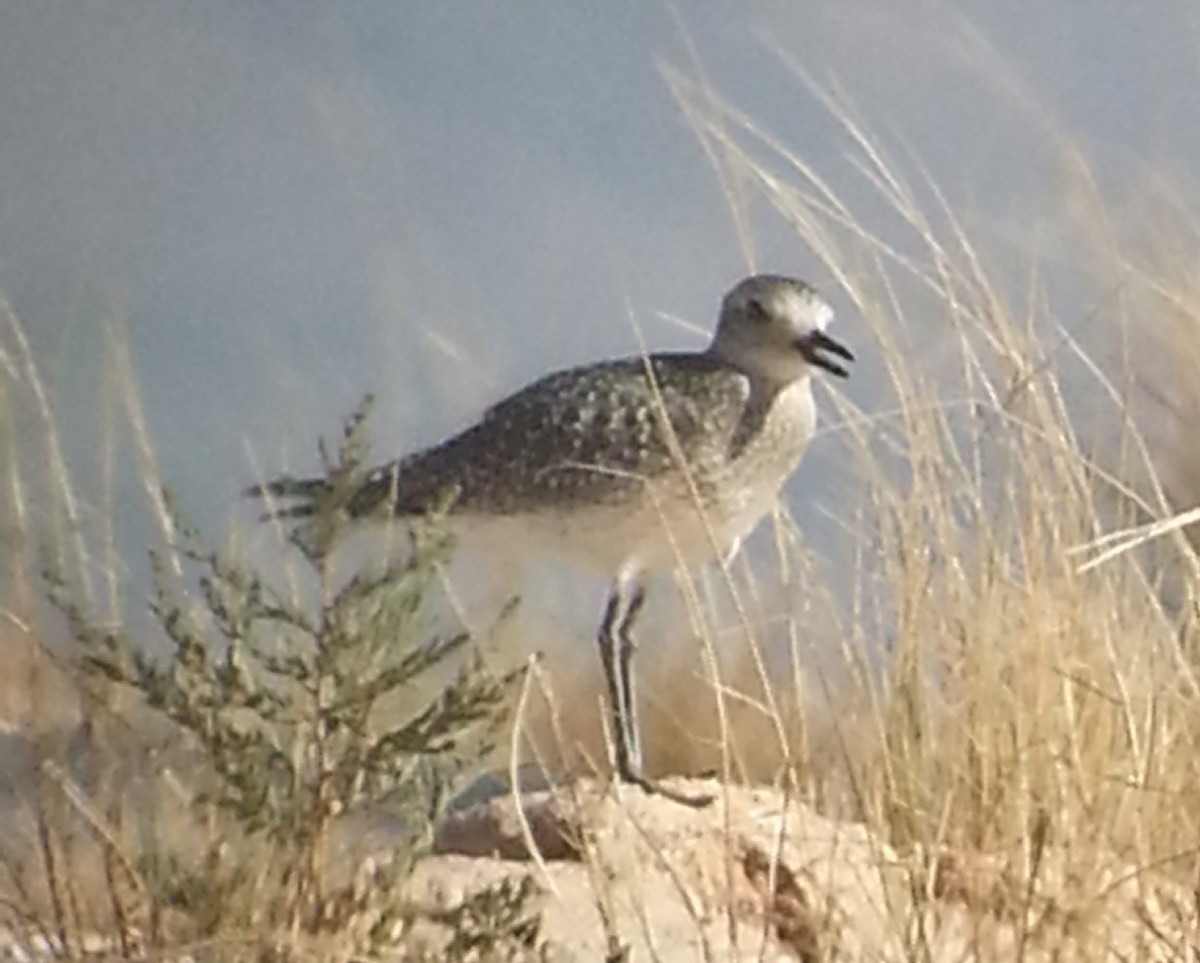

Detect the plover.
xmin=251 ymin=274 xmax=852 ymax=806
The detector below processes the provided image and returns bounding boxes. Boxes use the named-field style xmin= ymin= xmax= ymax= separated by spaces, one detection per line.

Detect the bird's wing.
xmin=422 ymin=353 xmax=748 ymax=513
xmin=391 ymin=354 xmax=752 ymax=515
xmin=249 ymin=355 xmax=753 ymax=521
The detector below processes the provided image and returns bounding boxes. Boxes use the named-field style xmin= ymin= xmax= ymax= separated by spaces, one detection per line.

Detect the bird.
xmin=250 ymin=274 xmax=853 ymax=806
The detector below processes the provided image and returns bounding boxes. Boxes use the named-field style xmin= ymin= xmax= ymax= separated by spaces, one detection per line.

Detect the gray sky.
xmin=3 ymin=1 xmax=1199 ymax=634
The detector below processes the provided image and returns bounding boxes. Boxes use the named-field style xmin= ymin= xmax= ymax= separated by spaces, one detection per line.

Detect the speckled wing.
xmin=358 ymin=353 xmax=754 ymax=518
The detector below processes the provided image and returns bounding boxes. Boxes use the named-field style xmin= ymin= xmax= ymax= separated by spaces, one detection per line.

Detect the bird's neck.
xmin=746 ymin=367 xmax=812 ymax=404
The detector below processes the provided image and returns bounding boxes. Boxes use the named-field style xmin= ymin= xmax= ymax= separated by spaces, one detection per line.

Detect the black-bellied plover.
xmin=251 ymin=274 xmax=852 ymax=806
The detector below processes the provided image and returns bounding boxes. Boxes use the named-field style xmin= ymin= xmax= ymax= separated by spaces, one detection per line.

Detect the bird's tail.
xmin=244 ymin=475 xmax=331 ymax=521
xmin=246 ymin=463 xmax=411 ymax=522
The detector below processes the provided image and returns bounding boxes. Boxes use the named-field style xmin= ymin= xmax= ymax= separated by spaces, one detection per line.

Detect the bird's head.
xmin=711 ymin=274 xmax=853 ymax=384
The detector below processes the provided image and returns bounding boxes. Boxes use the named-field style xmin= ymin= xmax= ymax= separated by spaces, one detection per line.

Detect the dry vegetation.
xmin=3 ymin=67 xmax=1200 ymax=960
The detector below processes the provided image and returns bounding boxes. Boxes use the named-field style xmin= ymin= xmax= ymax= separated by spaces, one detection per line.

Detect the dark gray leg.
xmin=597 ymin=590 xmax=633 ymax=776
xmin=596 ymin=581 xmax=712 ymax=808
xmin=615 ymin=584 xmax=646 ymax=774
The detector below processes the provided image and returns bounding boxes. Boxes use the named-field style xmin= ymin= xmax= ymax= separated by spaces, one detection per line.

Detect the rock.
xmin=411 ymin=778 xmax=907 ymax=961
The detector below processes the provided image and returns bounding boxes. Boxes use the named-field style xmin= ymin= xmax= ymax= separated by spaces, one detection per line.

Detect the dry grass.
xmin=680 ymin=57 xmax=1200 ymax=919
xmin=505 ymin=62 xmax=1200 ymax=954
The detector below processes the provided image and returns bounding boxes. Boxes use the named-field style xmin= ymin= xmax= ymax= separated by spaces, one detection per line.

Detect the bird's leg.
xmin=614 ymin=584 xmax=646 ymax=773
xmin=597 ymin=582 xmax=713 ymax=809
xmin=597 ymin=590 xmax=634 ymax=777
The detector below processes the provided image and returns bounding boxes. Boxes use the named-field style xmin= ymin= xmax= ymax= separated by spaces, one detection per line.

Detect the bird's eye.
xmin=746 ymin=298 xmax=770 ymax=322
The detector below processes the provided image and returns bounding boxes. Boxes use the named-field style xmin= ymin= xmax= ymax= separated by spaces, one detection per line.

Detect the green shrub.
xmin=41 ymin=400 xmax=539 ymax=962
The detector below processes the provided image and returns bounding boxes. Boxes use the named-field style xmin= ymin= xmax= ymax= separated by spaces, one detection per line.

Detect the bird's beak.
xmin=797 ymin=329 xmax=854 ymax=378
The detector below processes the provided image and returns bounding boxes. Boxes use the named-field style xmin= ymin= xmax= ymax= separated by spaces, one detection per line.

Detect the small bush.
xmin=38 ymin=400 xmax=540 ymax=962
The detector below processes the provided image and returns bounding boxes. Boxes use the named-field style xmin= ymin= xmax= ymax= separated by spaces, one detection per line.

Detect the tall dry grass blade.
xmin=658 ymin=14 xmax=757 ymax=271
xmin=103 ymin=306 xmax=181 ymax=576
xmin=0 ymin=292 xmax=95 ymax=604
xmin=0 ymin=370 xmax=31 ymax=603
xmin=1073 ymin=505 xmax=1200 ymax=575
xmin=99 ymin=311 xmax=122 ymax=622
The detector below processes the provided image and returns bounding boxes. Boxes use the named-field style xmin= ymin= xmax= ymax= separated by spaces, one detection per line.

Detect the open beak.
xmin=797 ymin=329 xmax=854 ymax=378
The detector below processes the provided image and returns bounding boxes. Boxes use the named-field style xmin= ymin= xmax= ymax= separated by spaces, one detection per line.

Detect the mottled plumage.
xmin=359 ymin=354 xmax=755 ymax=516
xmin=251 ymin=274 xmax=853 ymax=806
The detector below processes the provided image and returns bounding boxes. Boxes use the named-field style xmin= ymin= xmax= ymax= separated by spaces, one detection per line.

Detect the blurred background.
xmin=3 ymin=0 xmax=1200 ymax=669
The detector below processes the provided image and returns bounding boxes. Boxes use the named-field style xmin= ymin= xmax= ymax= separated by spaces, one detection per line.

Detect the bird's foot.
xmin=616 ymin=767 xmax=714 ymax=809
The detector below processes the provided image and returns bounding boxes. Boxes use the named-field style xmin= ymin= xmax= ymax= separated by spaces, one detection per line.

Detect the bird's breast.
xmin=701 ymin=378 xmax=817 ymax=528
xmin=611 ymin=377 xmax=817 ymax=572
